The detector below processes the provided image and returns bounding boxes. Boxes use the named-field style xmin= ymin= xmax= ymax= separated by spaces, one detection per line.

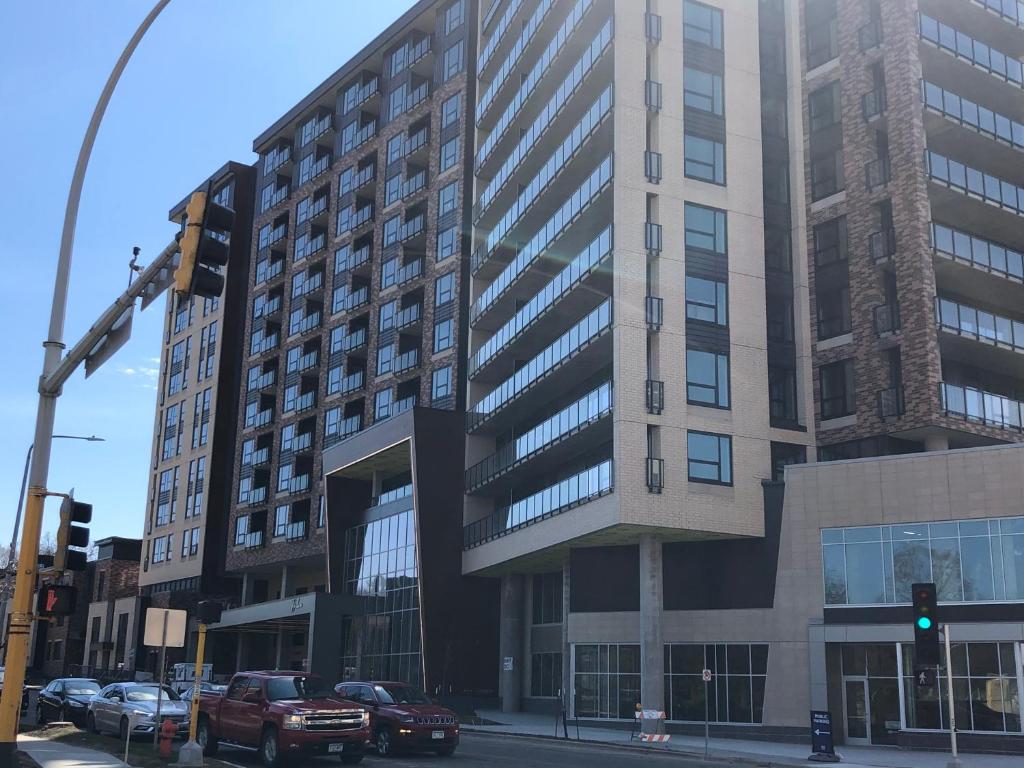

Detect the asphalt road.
xmin=210 ymin=731 xmax=709 ymax=768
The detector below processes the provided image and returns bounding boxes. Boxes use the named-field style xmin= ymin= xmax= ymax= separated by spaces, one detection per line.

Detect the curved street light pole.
xmin=0 ymin=0 xmax=170 ymax=758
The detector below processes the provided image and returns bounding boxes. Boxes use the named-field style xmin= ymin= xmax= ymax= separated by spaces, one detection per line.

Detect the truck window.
xmin=226 ymin=677 xmax=250 ymax=701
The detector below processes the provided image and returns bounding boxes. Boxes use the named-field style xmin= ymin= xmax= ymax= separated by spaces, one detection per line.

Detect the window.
xmin=806 ymin=0 xmax=838 ymax=69
xmin=375 ymin=389 xmax=393 ymax=421
xmin=234 ymin=515 xmax=249 ymax=547
xmin=665 ymin=644 xmax=768 ymax=723
xmin=388 ymin=83 xmax=407 ymax=121
xmin=161 ymin=403 xmax=182 ymax=460
xmin=277 ymin=464 xmax=293 ymax=494
xmin=813 ymin=216 xmax=848 ymax=265
xmin=531 ymin=653 xmax=563 ymax=698
xmin=274 ymin=505 xmax=289 ymax=537
xmin=438 ymin=181 xmax=459 ymax=217
xmin=283 ymin=384 xmax=299 ymax=413
xmin=441 ymin=93 xmax=460 ymax=129
xmin=379 ymin=300 xmax=397 ymax=331
xmin=437 ymin=226 xmax=458 ymax=260
xmin=819 ymin=359 xmax=855 ymax=419
xmin=384 ymin=175 xmax=401 ymax=206
xmin=443 ymin=0 xmax=464 ymax=33
xmin=687 ymin=431 xmax=733 ymax=485
xmin=383 ymin=216 xmax=400 ymax=246
xmin=811 ymin=148 xmax=844 ymax=200
xmin=153 ymin=536 xmax=167 ymax=564
xmin=686 ymin=350 xmax=730 ymax=408
xmin=377 ymin=345 xmax=394 ymax=375
xmin=433 ymin=319 xmax=454 ymax=352
xmin=817 ymin=286 xmax=851 ymax=339
xmin=808 ymin=81 xmax=841 ymax=132
xmin=386 ymin=134 xmax=404 ymax=165
xmin=683 ymin=0 xmax=723 ymax=49
xmin=168 ymin=340 xmax=186 ymax=396
xmin=431 ymin=366 xmax=452 ymax=403
xmin=532 ymin=572 xmax=563 ymax=624
xmin=766 ymin=299 xmax=793 ymax=342
xmin=769 ymin=366 xmax=798 ymax=422
xmin=439 ymin=137 xmax=459 ymax=172
xmin=683 ymin=67 xmax=723 ymax=115
xmin=435 ymin=272 xmax=455 ymax=306
xmin=684 ymin=134 xmax=725 ymax=184
xmin=573 ymin=644 xmax=641 ymax=719
xmin=685 ymin=276 xmax=728 ymax=325
xmin=442 ymin=41 xmax=464 ymax=82
xmin=684 ymin=203 xmax=727 ymax=254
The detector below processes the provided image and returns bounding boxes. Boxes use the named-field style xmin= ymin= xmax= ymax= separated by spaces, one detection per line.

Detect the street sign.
xmin=144 ymin=608 xmax=187 ymax=647
xmin=502 ymin=656 xmax=514 ymax=672
xmin=810 ymin=711 xmax=835 ymax=756
xmin=914 ymin=667 xmax=936 ymax=687
xmin=701 ymin=668 xmax=713 ymax=682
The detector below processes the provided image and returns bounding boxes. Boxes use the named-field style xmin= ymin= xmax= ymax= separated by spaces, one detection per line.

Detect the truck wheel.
xmin=340 ymin=755 xmax=364 ymax=765
xmin=375 ymin=726 xmax=393 ymax=757
xmin=197 ymin=718 xmax=219 ymax=756
xmin=260 ymin=726 xmax=281 ymax=768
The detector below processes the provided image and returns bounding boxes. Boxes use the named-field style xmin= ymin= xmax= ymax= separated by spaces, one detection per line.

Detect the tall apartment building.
xmin=801 ymin=0 xmax=1024 ymax=459
xmin=214 ymin=0 xmax=483 ymax=688
xmin=138 ymin=161 xmax=255 ymax=670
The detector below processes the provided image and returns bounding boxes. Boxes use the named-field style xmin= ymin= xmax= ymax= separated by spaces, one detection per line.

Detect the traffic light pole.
xmin=942 ymin=625 xmax=960 ymax=768
xmin=0 ymin=2 xmax=170 ymax=762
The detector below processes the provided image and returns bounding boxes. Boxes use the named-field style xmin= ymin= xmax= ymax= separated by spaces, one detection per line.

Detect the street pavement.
xmin=18 ymin=733 xmax=126 ymax=767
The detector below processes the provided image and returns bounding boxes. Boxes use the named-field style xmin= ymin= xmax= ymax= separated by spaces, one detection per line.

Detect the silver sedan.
xmin=87 ymin=683 xmax=191 ymax=740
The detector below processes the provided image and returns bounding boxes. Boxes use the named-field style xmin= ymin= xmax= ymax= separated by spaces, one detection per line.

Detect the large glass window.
xmin=683 ymin=67 xmax=723 ymax=115
xmin=823 ymin=516 xmax=1024 ymax=605
xmin=817 ymin=286 xmax=851 ymax=339
xmin=439 ymin=137 xmax=459 ymax=172
xmin=685 ymin=276 xmax=728 ymax=325
xmin=819 ymin=359 xmax=855 ymax=418
xmin=808 ymin=81 xmax=841 ymax=132
xmin=664 ymin=644 xmax=768 ymax=723
xmin=532 ymin=572 xmax=563 ymax=625
xmin=684 ymin=134 xmax=725 ymax=184
xmin=683 ymin=0 xmax=723 ymax=49
xmin=687 ymin=431 xmax=733 ymax=485
xmin=814 ymin=216 xmax=848 ymax=266
xmin=574 ymin=644 xmax=641 ymax=719
xmin=811 ymin=148 xmax=844 ymax=200
xmin=531 ymin=653 xmax=563 ymax=698
xmin=806 ymin=0 xmax=838 ymax=69
xmin=686 ymin=349 xmax=730 ymax=408
xmin=684 ymin=203 xmax=727 ymax=254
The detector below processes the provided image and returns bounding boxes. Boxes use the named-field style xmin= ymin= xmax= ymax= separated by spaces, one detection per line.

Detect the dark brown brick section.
xmin=799 ymin=0 xmax=1024 ymax=452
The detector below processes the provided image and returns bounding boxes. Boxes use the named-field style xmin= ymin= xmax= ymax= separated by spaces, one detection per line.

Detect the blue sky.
xmin=0 ymin=0 xmax=416 ymax=549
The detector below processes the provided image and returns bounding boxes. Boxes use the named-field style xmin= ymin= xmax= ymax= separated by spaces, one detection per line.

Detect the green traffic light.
xmin=917 ymin=616 xmax=932 ymax=630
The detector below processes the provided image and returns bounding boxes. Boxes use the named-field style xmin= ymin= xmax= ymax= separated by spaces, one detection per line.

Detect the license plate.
xmin=432 ymin=730 xmax=445 ymax=740
xmin=328 ymin=744 xmax=345 ymax=753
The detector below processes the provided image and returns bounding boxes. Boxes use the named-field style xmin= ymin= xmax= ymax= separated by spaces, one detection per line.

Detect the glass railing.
xmin=248 ymin=487 xmax=268 ymax=506
xmin=941 ymin=381 xmax=1024 ymax=430
xmin=251 ymin=447 xmax=270 ymax=466
xmin=393 ymin=348 xmax=420 ymax=374
xmin=477 ymin=32 xmax=613 ymax=217
xmin=325 ymin=413 xmax=363 ymax=445
xmin=936 ymin=296 xmax=1024 ymax=352
xmin=921 ymin=80 xmax=1024 ymax=150
xmin=342 ymin=328 xmax=368 ymax=352
xmin=478 ymin=0 xmax=523 ymax=73
xmin=333 ymin=285 xmax=369 ymax=314
xmin=926 ymin=150 xmax=1024 ymax=215
xmin=400 ymin=215 xmax=425 ymax=242
xmin=374 ymin=483 xmax=413 ymax=507
xmin=466 ymin=381 xmax=612 ymax=490
xmin=342 ymin=76 xmax=379 ymax=114
xmin=918 ymin=13 xmax=1023 ymax=87
xmin=339 ymin=370 xmax=365 ymax=395
xmin=969 ymin=0 xmax=1024 ymax=27
xmin=472 ymin=154 xmax=612 ymax=323
xmin=289 ymin=474 xmax=311 ymax=494
xmin=396 ymin=257 xmax=424 ymax=286
xmin=335 ymin=244 xmax=371 ymax=274
xmin=479 ymin=86 xmax=613 ymax=269
xmin=464 ymin=459 xmax=613 ymax=548
xmin=259 ymin=224 xmax=288 ymax=251
xmin=469 ymin=226 xmax=611 ymax=376
xmin=402 ymin=169 xmax=427 ymax=199
xmin=477 ymin=0 xmax=557 ymax=122
xmin=405 ymin=126 xmax=429 ymax=157
xmin=931 ymin=222 xmax=1024 ymax=281
xmin=468 ymin=299 xmax=611 ymax=429
xmin=263 ymin=145 xmax=291 ymax=175
xmin=477 ymin=0 xmax=594 ymax=165
xmin=396 ymin=303 xmax=422 ymax=328
xmin=286 ymin=520 xmax=308 ymax=541
xmin=341 ymin=119 xmax=377 ymax=154
xmin=292 ymin=432 xmax=313 ymax=453
xmin=244 ymin=531 xmax=265 ymax=549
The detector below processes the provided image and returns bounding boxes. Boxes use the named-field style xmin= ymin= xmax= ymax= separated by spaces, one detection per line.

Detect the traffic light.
xmin=173 ymin=189 xmax=235 ymax=299
xmin=912 ymin=582 xmax=940 ymax=666
xmin=53 ymin=496 xmax=92 ymax=574
xmin=197 ymin=600 xmax=223 ymax=625
xmin=36 ymin=584 xmax=78 ymax=617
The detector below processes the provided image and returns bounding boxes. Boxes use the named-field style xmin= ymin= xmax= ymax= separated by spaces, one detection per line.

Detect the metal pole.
xmin=154 ymin=612 xmax=168 ymax=747
xmin=0 ymin=1 xmax=170 ymax=761
xmin=6 ymin=446 xmax=32 ymax=569
xmin=187 ymin=624 xmax=206 ymax=743
xmin=704 ymin=679 xmax=709 ymax=758
xmin=943 ymin=625 xmax=960 ymax=768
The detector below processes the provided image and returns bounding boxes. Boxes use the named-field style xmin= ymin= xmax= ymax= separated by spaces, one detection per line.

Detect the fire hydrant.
xmin=158 ymin=718 xmax=177 ymax=759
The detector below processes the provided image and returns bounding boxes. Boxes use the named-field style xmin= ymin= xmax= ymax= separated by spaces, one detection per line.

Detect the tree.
xmin=39 ymin=531 xmax=56 ymax=555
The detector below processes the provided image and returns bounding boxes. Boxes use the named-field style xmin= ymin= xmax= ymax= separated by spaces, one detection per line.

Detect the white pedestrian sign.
xmin=701 ymin=668 xmax=713 ymax=682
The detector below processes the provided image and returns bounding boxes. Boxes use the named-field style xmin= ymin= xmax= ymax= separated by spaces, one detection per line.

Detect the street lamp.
xmin=6 ymin=434 xmax=105 ymax=568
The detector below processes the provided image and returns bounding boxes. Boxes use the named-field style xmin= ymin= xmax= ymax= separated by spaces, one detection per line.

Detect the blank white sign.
xmin=143 ymin=607 xmax=187 ymax=648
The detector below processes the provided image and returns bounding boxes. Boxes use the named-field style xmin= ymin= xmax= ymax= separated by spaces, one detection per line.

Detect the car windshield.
xmin=266 ymin=676 xmax=334 ymax=701
xmin=126 ymin=686 xmax=179 ymax=702
xmin=66 ymin=682 xmax=100 ymax=695
xmin=375 ymin=685 xmax=431 ymax=705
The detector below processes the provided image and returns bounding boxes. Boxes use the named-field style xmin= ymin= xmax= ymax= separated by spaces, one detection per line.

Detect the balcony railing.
xmin=405 ymin=126 xmax=429 ymax=158
xmin=341 ymin=119 xmax=377 ymax=154
xmin=291 ymin=432 xmax=313 ymax=453
xmin=925 ymin=150 xmax=1024 ymax=216
xmin=400 ymin=214 xmax=425 ymax=242
xmin=646 ymin=295 xmax=663 ymax=331
xmin=936 ymin=296 xmax=1024 ymax=354
xmin=646 ymin=379 xmax=664 ymax=415
xmin=941 ymin=381 xmax=1024 ymax=431
xmin=289 ymin=474 xmax=311 ymax=494
xmin=294 ymin=391 xmax=317 ymax=413
xmin=393 ymin=348 xmax=421 ymax=374
xmin=338 ymin=370 xmax=365 ymax=395
xmin=250 ymin=447 xmax=270 ymax=467
xmin=247 ymin=487 xmax=267 ymax=506
xmin=921 ymin=81 xmax=1024 ymax=153
xmin=919 ymin=14 xmax=1023 ymax=88
xmin=342 ymin=328 xmax=368 ymax=353
xmin=645 ymin=11 xmax=662 ymax=43
xmin=286 ymin=520 xmax=309 ymax=541
xmin=646 ymin=457 xmax=664 ymax=494
xmin=645 ymin=221 xmax=662 ymax=255
xmin=402 ymin=169 xmax=427 ymax=199
xmin=930 ymin=222 xmax=1024 ymax=283
xmin=869 ymin=228 xmax=896 ymax=262
xmin=861 ymin=88 xmax=887 ymax=121
xmin=395 ymin=257 xmax=424 ymax=286
xmin=877 ymin=386 xmax=905 ymax=419
xmin=296 ymin=350 xmax=319 ymax=373
xmin=244 ymin=531 xmax=265 ymax=550
xmin=373 ymin=483 xmax=413 ymax=507
xmin=645 ymin=79 xmax=662 ymax=112
xmin=395 ymin=303 xmax=422 ymax=329
xmin=249 ymin=409 xmax=274 ymax=429
xmin=248 ymin=371 xmax=276 ymax=391
xmin=464 ymin=459 xmax=613 ymax=549
xmin=865 ymin=156 xmax=891 ymax=190
xmin=873 ymin=303 xmax=901 ymax=336
xmin=858 ymin=19 xmax=883 ymax=51
xmin=342 ymin=77 xmax=379 ymax=115
xmin=465 ymin=382 xmax=612 ymax=491
xmin=326 ymin=414 xmax=363 ymax=446
xmin=645 ymin=150 xmax=662 ymax=184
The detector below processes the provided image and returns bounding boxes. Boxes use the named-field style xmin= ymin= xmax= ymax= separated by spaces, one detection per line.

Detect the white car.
xmin=87 ymin=683 xmax=190 ymax=740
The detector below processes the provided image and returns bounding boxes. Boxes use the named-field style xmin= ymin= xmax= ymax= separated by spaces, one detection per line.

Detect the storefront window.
xmin=664 ymin=643 xmax=768 ymax=723
xmin=573 ymin=644 xmax=640 ymax=719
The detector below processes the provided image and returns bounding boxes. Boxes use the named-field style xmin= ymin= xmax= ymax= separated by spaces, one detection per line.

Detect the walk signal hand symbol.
xmin=45 ymin=589 xmax=58 ymax=613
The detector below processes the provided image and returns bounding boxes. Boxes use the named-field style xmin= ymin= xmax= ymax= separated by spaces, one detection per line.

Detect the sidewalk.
xmin=18 ymin=734 xmax=126 ymax=768
xmin=463 ymin=710 xmax=1020 ymax=768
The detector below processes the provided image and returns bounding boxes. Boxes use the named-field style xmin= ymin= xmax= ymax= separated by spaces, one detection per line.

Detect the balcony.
xmin=289 ymin=474 xmax=311 ymax=494
xmin=395 ymin=303 xmax=422 ymax=330
xmin=931 ymin=222 xmax=1024 ymax=283
xmin=248 ymin=370 xmax=276 ymax=392
xmin=936 ymin=296 xmax=1024 ymax=355
xmin=869 ymin=228 xmax=897 ymax=262
xmin=291 ymin=312 xmax=322 ymax=337
xmin=646 ymin=379 xmax=664 ymax=415
xmin=248 ymin=487 xmax=268 ymax=506
xmin=326 ymin=414 xmax=363 ymax=446
xmin=646 ymin=295 xmax=663 ymax=331
xmin=342 ymin=75 xmax=379 ymax=115
xmin=395 ymin=257 xmax=424 ymax=288
xmin=645 ymin=79 xmax=662 ymax=112
xmin=877 ymin=386 xmax=905 ymax=419
xmin=646 ymin=457 xmax=664 ymax=494
xmin=393 ymin=348 xmax=420 ymax=375
xmin=263 ymin=144 xmax=292 ymax=176
xmin=941 ymin=381 xmax=1024 ymax=431
xmin=645 ymin=11 xmax=662 ymax=43
xmin=341 ymin=119 xmax=377 ymax=155
xmin=858 ymin=19 xmax=883 ymax=51
xmin=248 ymin=408 xmax=274 ymax=429
xmin=873 ymin=303 xmax=901 ymax=337
xmin=250 ymin=447 xmax=270 ymax=467
xmin=463 ymin=459 xmax=614 ymax=549
xmin=645 ymin=221 xmax=662 ymax=256
xmin=291 ymin=431 xmax=313 ymax=453
xmin=294 ymin=391 xmax=317 ymax=414
xmin=865 ymin=156 xmax=891 ymax=190
xmin=259 ymin=223 xmax=288 ymax=251
xmin=295 ymin=350 xmax=319 ymax=373
xmin=861 ymin=88 xmax=887 ymax=122
xmin=926 ymin=150 xmax=1024 ymax=218
xmin=405 ymin=126 xmax=429 ymax=158
xmin=921 ymin=81 xmax=1024 ymax=153
xmin=402 ymin=168 xmax=427 ymax=199
xmin=645 ymin=150 xmax=662 ymax=184
xmin=342 ymin=328 xmax=368 ymax=353
xmin=244 ymin=531 xmax=265 ymax=550
xmin=400 ymin=214 xmax=425 ymax=243
xmin=373 ymin=483 xmax=413 ymax=507
xmin=918 ymin=14 xmax=1023 ymax=89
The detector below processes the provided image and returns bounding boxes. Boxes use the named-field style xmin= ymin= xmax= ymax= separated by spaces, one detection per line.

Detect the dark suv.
xmin=335 ymin=682 xmax=458 ymax=757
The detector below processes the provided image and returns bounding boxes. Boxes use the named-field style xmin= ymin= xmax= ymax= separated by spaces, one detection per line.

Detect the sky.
xmin=0 ymin=0 xmax=417 ymax=551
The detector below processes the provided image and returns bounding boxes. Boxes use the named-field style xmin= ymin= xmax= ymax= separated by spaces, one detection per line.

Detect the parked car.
xmin=335 ymin=681 xmax=458 ymax=757
xmin=181 ymin=681 xmax=227 ymax=704
xmin=196 ymin=671 xmax=370 ymax=767
xmin=86 ymin=683 xmax=191 ymax=740
xmin=36 ymin=678 xmax=100 ymax=725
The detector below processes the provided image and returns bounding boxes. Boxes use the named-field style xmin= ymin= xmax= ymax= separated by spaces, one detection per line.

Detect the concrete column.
xmin=561 ymin=562 xmax=572 ymax=711
xmin=241 ymin=573 xmax=252 ymax=606
xmin=236 ymin=633 xmax=246 ymax=671
xmin=639 ymin=535 xmax=664 ymax=718
xmin=280 ymin=565 xmax=290 ymax=600
xmin=808 ymin=623 xmax=828 ymax=711
xmin=924 ymin=433 xmax=949 ymax=452
xmin=499 ymin=574 xmax=525 ymax=713
xmin=276 ymin=627 xmax=286 ymax=669
xmin=309 ymin=598 xmax=342 ymax=680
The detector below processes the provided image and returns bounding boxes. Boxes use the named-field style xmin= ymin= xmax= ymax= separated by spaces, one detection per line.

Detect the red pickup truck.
xmin=196 ymin=671 xmax=370 ymax=767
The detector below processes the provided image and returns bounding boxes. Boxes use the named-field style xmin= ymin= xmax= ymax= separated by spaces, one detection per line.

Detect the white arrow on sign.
xmin=814 ymin=728 xmax=831 ymax=736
